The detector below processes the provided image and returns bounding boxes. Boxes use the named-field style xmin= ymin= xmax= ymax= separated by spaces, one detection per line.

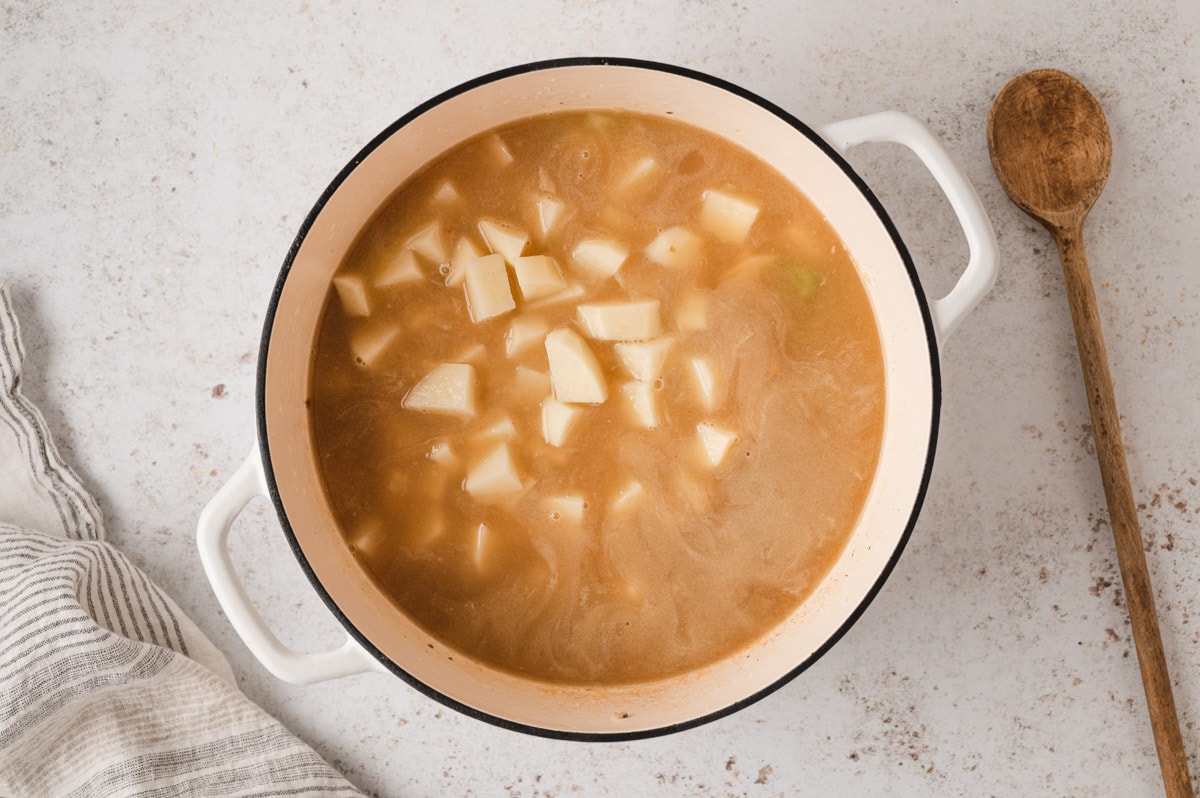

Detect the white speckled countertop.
xmin=3 ymin=1 xmax=1198 ymax=795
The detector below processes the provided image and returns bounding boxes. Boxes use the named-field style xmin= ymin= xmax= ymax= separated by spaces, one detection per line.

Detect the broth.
xmin=309 ymin=111 xmax=885 ymax=685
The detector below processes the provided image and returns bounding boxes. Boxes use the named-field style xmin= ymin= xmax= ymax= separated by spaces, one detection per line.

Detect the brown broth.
xmin=309 ymin=111 xmax=885 ymax=685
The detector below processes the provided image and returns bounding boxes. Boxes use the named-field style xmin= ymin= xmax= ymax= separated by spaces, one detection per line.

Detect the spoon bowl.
xmin=987 ymin=69 xmax=1112 ymax=231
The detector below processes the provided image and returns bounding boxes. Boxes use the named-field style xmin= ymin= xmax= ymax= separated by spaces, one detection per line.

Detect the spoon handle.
xmin=1055 ymin=225 xmax=1195 ymax=798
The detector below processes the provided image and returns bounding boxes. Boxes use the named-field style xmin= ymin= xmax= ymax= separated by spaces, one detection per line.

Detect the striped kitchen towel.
xmin=0 ymin=285 xmax=365 ymax=798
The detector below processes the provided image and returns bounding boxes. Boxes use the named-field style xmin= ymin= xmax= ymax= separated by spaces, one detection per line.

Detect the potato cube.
xmin=487 ymin=134 xmax=514 ymax=167
xmin=700 ymin=189 xmax=760 ymax=244
xmin=427 ymin=441 xmax=457 ymax=468
xmin=618 ymin=580 xmax=645 ymax=606
xmin=619 ymin=381 xmax=660 ymax=428
xmin=644 ymin=226 xmax=703 ymax=269
xmin=536 ymin=195 xmax=565 ymax=237
xmin=506 ymin=315 xmax=549 ymax=358
xmin=349 ymin=324 xmax=399 ymax=367
xmin=609 ymin=480 xmax=646 ymax=515
xmin=403 ymin=363 xmax=477 ymax=417
xmin=689 ymin=356 xmax=725 ymax=411
xmin=675 ymin=291 xmax=709 ymax=332
xmin=726 ymin=253 xmax=777 ymax=280
xmin=576 ymin=301 xmax=662 ymax=341
xmin=463 ymin=253 xmax=516 ymax=323
xmin=332 ymin=274 xmax=370 ymax=317
xmin=570 ymin=238 xmax=628 ymax=279
xmin=406 ymin=221 xmax=448 ymax=264
xmin=541 ymin=397 xmax=583 ymax=446
xmin=474 ymin=415 xmax=516 ymax=442
xmin=616 ymin=156 xmax=660 ymax=195
xmin=696 ymin=422 xmax=738 ymax=467
xmin=613 ymin=337 xmax=674 ymax=382
xmin=451 ymin=342 xmax=487 ymax=363
xmin=545 ymin=328 xmax=608 ymax=404
xmin=473 ymin=523 xmax=490 ymax=569
xmin=478 ymin=219 xmax=529 ymax=267
xmin=674 ymin=471 xmax=712 ymax=512
xmin=445 ymin=236 xmax=484 ymax=287
xmin=544 ymin=494 xmax=586 ymax=523
xmin=595 ymin=204 xmax=635 ymax=234
xmin=465 ymin=443 xmax=524 ymax=497
xmin=375 ymin=248 xmax=424 ymax=287
xmin=513 ymin=255 xmax=566 ymax=300
xmin=513 ymin=366 xmax=551 ymax=399
xmin=410 ymin=512 xmax=445 ymax=547
xmin=431 ymin=179 xmax=460 ymax=204
xmin=347 ymin=518 xmax=385 ymax=559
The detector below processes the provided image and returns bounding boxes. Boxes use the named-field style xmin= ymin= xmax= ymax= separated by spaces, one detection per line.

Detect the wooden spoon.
xmin=988 ymin=69 xmax=1194 ymax=798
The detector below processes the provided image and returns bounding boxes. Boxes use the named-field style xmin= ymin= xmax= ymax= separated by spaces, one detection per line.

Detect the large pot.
xmin=197 ymin=58 xmax=997 ymax=740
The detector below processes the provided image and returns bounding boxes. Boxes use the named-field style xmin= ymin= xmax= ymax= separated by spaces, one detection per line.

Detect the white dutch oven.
xmin=197 ymin=58 xmax=997 ymax=740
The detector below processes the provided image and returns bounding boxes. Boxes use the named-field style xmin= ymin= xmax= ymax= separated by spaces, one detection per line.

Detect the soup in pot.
xmin=309 ymin=111 xmax=885 ymax=684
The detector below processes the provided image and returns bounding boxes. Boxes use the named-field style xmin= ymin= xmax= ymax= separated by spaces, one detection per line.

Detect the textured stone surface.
xmin=2 ymin=1 xmax=1198 ymax=795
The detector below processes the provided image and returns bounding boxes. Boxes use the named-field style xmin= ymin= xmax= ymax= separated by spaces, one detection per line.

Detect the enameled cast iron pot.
xmin=198 ymin=58 xmax=998 ymax=740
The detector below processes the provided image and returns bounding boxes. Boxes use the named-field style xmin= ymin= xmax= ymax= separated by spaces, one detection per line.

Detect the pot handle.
xmin=197 ymin=446 xmax=386 ymax=684
xmin=818 ymin=111 xmax=998 ymax=345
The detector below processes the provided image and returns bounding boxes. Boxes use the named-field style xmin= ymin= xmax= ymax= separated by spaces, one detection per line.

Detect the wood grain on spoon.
xmin=988 ymin=69 xmax=1194 ymax=798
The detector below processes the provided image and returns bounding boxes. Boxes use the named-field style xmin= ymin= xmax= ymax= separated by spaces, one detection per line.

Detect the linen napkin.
xmin=0 ymin=285 xmax=365 ymax=797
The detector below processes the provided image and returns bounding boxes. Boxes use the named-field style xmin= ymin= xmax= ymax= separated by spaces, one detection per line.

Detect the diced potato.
xmin=445 ymin=236 xmax=484 ymax=287
xmin=570 ymin=238 xmax=628 ymax=279
xmin=726 ymin=253 xmax=777 ymax=280
xmin=349 ymin=324 xmax=399 ymax=367
xmin=595 ymin=204 xmax=635 ymax=234
xmin=700 ymin=189 xmax=760 ymax=244
xmin=406 ymin=221 xmax=448 ymax=264
xmin=513 ymin=366 xmax=551 ymax=399
xmin=375 ymin=248 xmax=424 ymax=287
xmin=432 ymin=179 xmax=460 ymax=204
xmin=696 ymin=422 xmax=738 ymax=467
xmin=473 ymin=415 xmax=516 ymax=442
xmin=609 ymin=480 xmax=645 ymax=515
xmin=332 ymin=274 xmax=370 ymax=317
xmin=616 ymin=156 xmax=660 ymax=195
xmin=478 ymin=219 xmax=529 ymax=267
xmin=451 ymin=342 xmax=486 ymax=363
xmin=644 ymin=226 xmax=703 ymax=269
xmin=506 ymin=315 xmax=549 ymax=358
xmin=410 ymin=512 xmax=445 ymax=547
xmin=541 ymin=397 xmax=583 ymax=446
xmin=404 ymin=305 xmax=436 ymax=332
xmin=544 ymin=494 xmax=586 ymax=523
xmin=674 ymin=471 xmax=712 ymax=512
xmin=513 ymin=255 xmax=566 ymax=300
xmin=545 ymin=328 xmax=608 ymax=404
xmin=619 ymin=381 xmax=660 ymax=428
xmin=487 ymin=134 xmax=514 ymax=167
xmin=464 ymin=443 xmax=524 ymax=497
xmin=526 ymin=282 xmax=585 ymax=310
xmin=463 ymin=253 xmax=516 ymax=323
xmin=347 ymin=518 xmax=385 ymax=559
xmin=675 ymin=291 xmax=709 ymax=332
xmin=689 ymin=356 xmax=724 ymax=411
xmin=536 ymin=195 xmax=565 ymax=237
xmin=576 ymin=301 xmax=662 ymax=341
xmin=618 ymin=580 xmax=645 ymax=606
xmin=427 ymin=441 xmax=457 ymax=468
xmin=613 ymin=337 xmax=674 ymax=382
xmin=403 ymin=362 xmax=477 ymax=417
xmin=473 ymin=523 xmax=490 ymax=569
